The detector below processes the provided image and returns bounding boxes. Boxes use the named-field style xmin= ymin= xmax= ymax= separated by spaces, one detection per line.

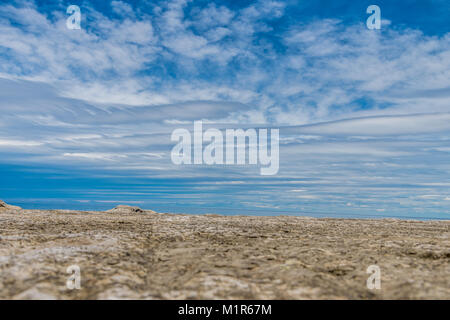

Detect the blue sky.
xmin=0 ymin=0 xmax=449 ymax=219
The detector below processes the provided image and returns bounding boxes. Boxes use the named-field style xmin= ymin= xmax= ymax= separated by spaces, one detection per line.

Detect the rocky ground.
xmin=0 ymin=201 xmax=449 ymax=299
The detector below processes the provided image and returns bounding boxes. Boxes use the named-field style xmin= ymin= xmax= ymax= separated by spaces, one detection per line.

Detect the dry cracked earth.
xmin=0 ymin=200 xmax=449 ymax=300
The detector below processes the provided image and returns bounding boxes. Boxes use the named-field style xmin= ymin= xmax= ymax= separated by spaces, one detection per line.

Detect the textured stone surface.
xmin=0 ymin=204 xmax=448 ymax=300
xmin=0 ymin=200 xmax=21 ymax=211
xmin=106 ymin=205 xmax=151 ymax=214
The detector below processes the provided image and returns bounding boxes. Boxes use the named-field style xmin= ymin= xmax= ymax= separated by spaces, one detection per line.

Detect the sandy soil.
xmin=0 ymin=201 xmax=449 ymax=300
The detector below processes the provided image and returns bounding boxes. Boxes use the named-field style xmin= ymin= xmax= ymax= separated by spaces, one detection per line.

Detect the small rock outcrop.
xmin=106 ymin=205 xmax=156 ymax=214
xmin=0 ymin=200 xmax=21 ymax=211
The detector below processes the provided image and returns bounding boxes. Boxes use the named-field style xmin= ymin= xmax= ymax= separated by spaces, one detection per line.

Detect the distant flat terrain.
xmin=0 ymin=204 xmax=449 ymax=299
